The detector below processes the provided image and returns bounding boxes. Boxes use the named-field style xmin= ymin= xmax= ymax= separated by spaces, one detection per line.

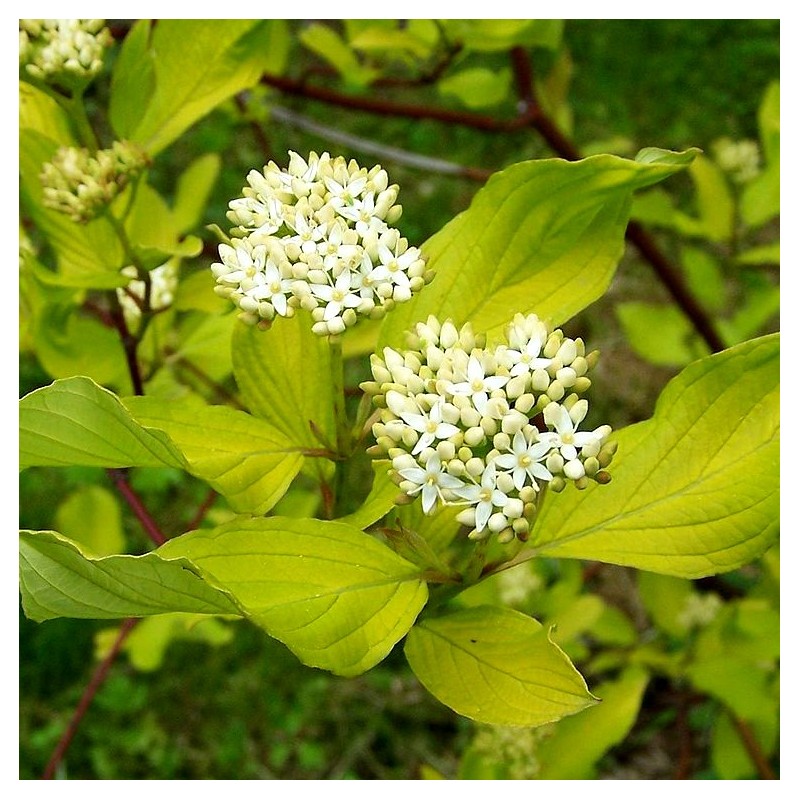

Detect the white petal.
xmin=475 ymin=501 xmax=492 ymax=531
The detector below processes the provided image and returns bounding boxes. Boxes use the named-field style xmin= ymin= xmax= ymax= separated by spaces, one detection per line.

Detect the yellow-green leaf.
xmin=379 ymin=150 xmax=697 ymax=348
xmin=19 ymin=377 xmax=186 ymax=470
xmin=533 ymin=334 xmax=779 ymax=577
xmin=404 ymin=605 xmax=596 ymax=726
xmin=232 ymin=315 xmax=335 ymax=452
xmin=159 ymin=517 xmax=429 ymax=677
xmin=19 ymin=530 xmax=240 ymax=622
xmin=123 ymin=396 xmax=303 ymax=515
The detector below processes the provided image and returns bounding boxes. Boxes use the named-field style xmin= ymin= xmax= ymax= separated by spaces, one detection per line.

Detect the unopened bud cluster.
xmin=19 ymin=19 xmax=112 ymax=88
xmin=40 ymin=141 xmax=147 ymax=223
xmin=362 ymin=313 xmax=616 ymax=543
xmin=211 ymin=151 xmax=432 ymax=335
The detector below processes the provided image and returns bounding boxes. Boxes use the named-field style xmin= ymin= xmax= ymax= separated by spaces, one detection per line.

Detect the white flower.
xmin=375 ymin=242 xmax=420 ymax=291
xmin=227 ymin=193 xmax=283 ymax=236
xmin=285 ymin=211 xmax=328 ymax=254
xmin=310 ymin=271 xmax=361 ymax=321
xmin=504 ymin=335 xmax=552 ymax=376
xmin=287 ymin=150 xmax=326 ymax=188
xmin=540 ymin=401 xmax=601 ymax=461
xmin=400 ymin=400 xmax=461 ymax=456
xmin=316 ymin=223 xmax=362 ymax=270
xmin=213 ymin=240 xmax=266 ymax=286
xmin=494 ymin=431 xmax=553 ymax=491
xmin=244 ymin=258 xmax=293 ymax=316
xmin=337 ymin=191 xmax=389 ymax=236
xmin=325 ymin=174 xmax=368 ymax=209
xmin=449 ymin=355 xmax=510 ymax=415
xmin=398 ymin=454 xmax=465 ymax=514
xmin=354 ymin=252 xmax=390 ymax=296
xmin=454 ymin=462 xmax=509 ymax=532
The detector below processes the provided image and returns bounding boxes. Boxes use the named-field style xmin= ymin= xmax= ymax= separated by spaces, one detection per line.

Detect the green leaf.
xmin=109 ymin=20 xmax=156 ymax=139
xmin=32 ymin=303 xmax=131 ymax=389
xmin=757 ymin=80 xmax=780 ymax=165
xmin=719 ymin=280 xmax=779 ymax=345
xmin=299 ymin=24 xmax=377 ymax=87
xmin=442 ymin=20 xmax=563 ymax=52
xmin=159 ymin=517 xmax=429 ymax=677
xmin=173 ymin=268 xmax=230 ymax=314
xmin=347 ymin=26 xmax=434 ymax=59
xmin=122 ymin=396 xmax=303 ymax=515
xmin=735 ymin=242 xmax=780 ymax=266
xmin=379 ymin=151 xmax=697 ymax=348
xmin=533 ymin=334 xmax=779 ymax=577
xmin=687 ymin=657 xmax=776 ymax=723
xmin=536 ymin=667 xmax=650 ymax=778
xmin=689 ymin=154 xmax=735 ymax=242
xmin=635 ymin=146 xmax=699 ymax=166
xmin=630 ymin=187 xmax=707 ymax=237
xmin=438 ymin=67 xmax=512 ymax=110
xmin=681 ymin=245 xmax=727 ymax=313
xmin=232 ymin=315 xmax=335 ymax=452
xmin=19 ymin=376 xmax=186 ymax=470
xmin=18 ymin=80 xmax=74 ymax=145
xmin=741 ymin=160 xmax=780 ymax=228
xmin=547 ymin=594 xmax=605 ymax=646
xmin=169 ymin=312 xmax=236 ymax=382
xmin=123 ymin=182 xmax=202 ymax=270
xmin=404 ymin=605 xmax=596 ymax=726
xmin=98 ymin=614 xmax=234 ymax=672
xmin=711 ymin=711 xmax=778 ymax=779
xmin=338 ymin=461 xmax=398 ymax=529
xmin=616 ymin=301 xmax=704 ymax=367
xmin=19 ymin=530 xmax=240 ymax=622
xmin=637 ymin=572 xmax=695 ymax=638
xmin=124 ymin=20 xmax=273 ymax=155
xmin=55 ymin=485 xmax=126 ymax=557
xmin=172 ymin=153 xmax=221 ymax=235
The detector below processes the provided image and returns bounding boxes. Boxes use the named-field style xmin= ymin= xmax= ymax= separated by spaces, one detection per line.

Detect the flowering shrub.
xmin=19 ymin=19 xmax=779 ymax=779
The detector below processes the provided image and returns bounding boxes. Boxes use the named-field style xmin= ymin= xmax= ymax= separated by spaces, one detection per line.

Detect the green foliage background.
xmin=19 ymin=19 xmax=779 ymax=779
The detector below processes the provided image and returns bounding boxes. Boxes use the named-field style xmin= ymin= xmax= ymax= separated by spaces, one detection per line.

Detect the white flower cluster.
xmin=20 ymin=19 xmax=112 ymax=88
xmin=712 ymin=137 xmax=761 ymax=184
xmin=40 ymin=141 xmax=147 ymax=223
xmin=362 ymin=314 xmax=616 ymax=543
xmin=116 ymin=262 xmax=178 ymax=327
xmin=211 ymin=151 xmax=431 ymax=335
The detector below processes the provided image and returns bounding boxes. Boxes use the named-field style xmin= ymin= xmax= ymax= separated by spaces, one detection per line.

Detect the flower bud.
xmin=465 ymin=457 xmax=485 ymax=477
xmin=563 ymin=459 xmax=585 ymax=480
xmin=530 ymin=369 xmax=550 ymax=393
xmin=546 ymin=381 xmax=565 ymax=401
xmin=456 ymin=508 xmax=477 ymax=527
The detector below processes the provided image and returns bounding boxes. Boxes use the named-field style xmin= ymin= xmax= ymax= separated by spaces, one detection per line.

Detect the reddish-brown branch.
xmin=261 ymin=73 xmax=536 ymax=133
xmin=261 ymin=47 xmax=726 ymax=355
xmin=185 ymin=488 xmax=218 ymax=532
xmin=41 ymin=617 xmax=139 ymax=779
xmin=624 ymin=222 xmax=726 ymax=352
xmin=730 ymin=713 xmax=777 ymax=780
xmin=107 ymin=468 xmax=167 ymax=546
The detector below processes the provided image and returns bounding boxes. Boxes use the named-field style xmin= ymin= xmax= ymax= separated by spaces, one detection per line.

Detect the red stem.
xmin=41 ymin=618 xmax=139 ymax=779
xmin=106 ymin=468 xmax=167 ymax=546
xmin=186 ymin=488 xmax=218 ymax=532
